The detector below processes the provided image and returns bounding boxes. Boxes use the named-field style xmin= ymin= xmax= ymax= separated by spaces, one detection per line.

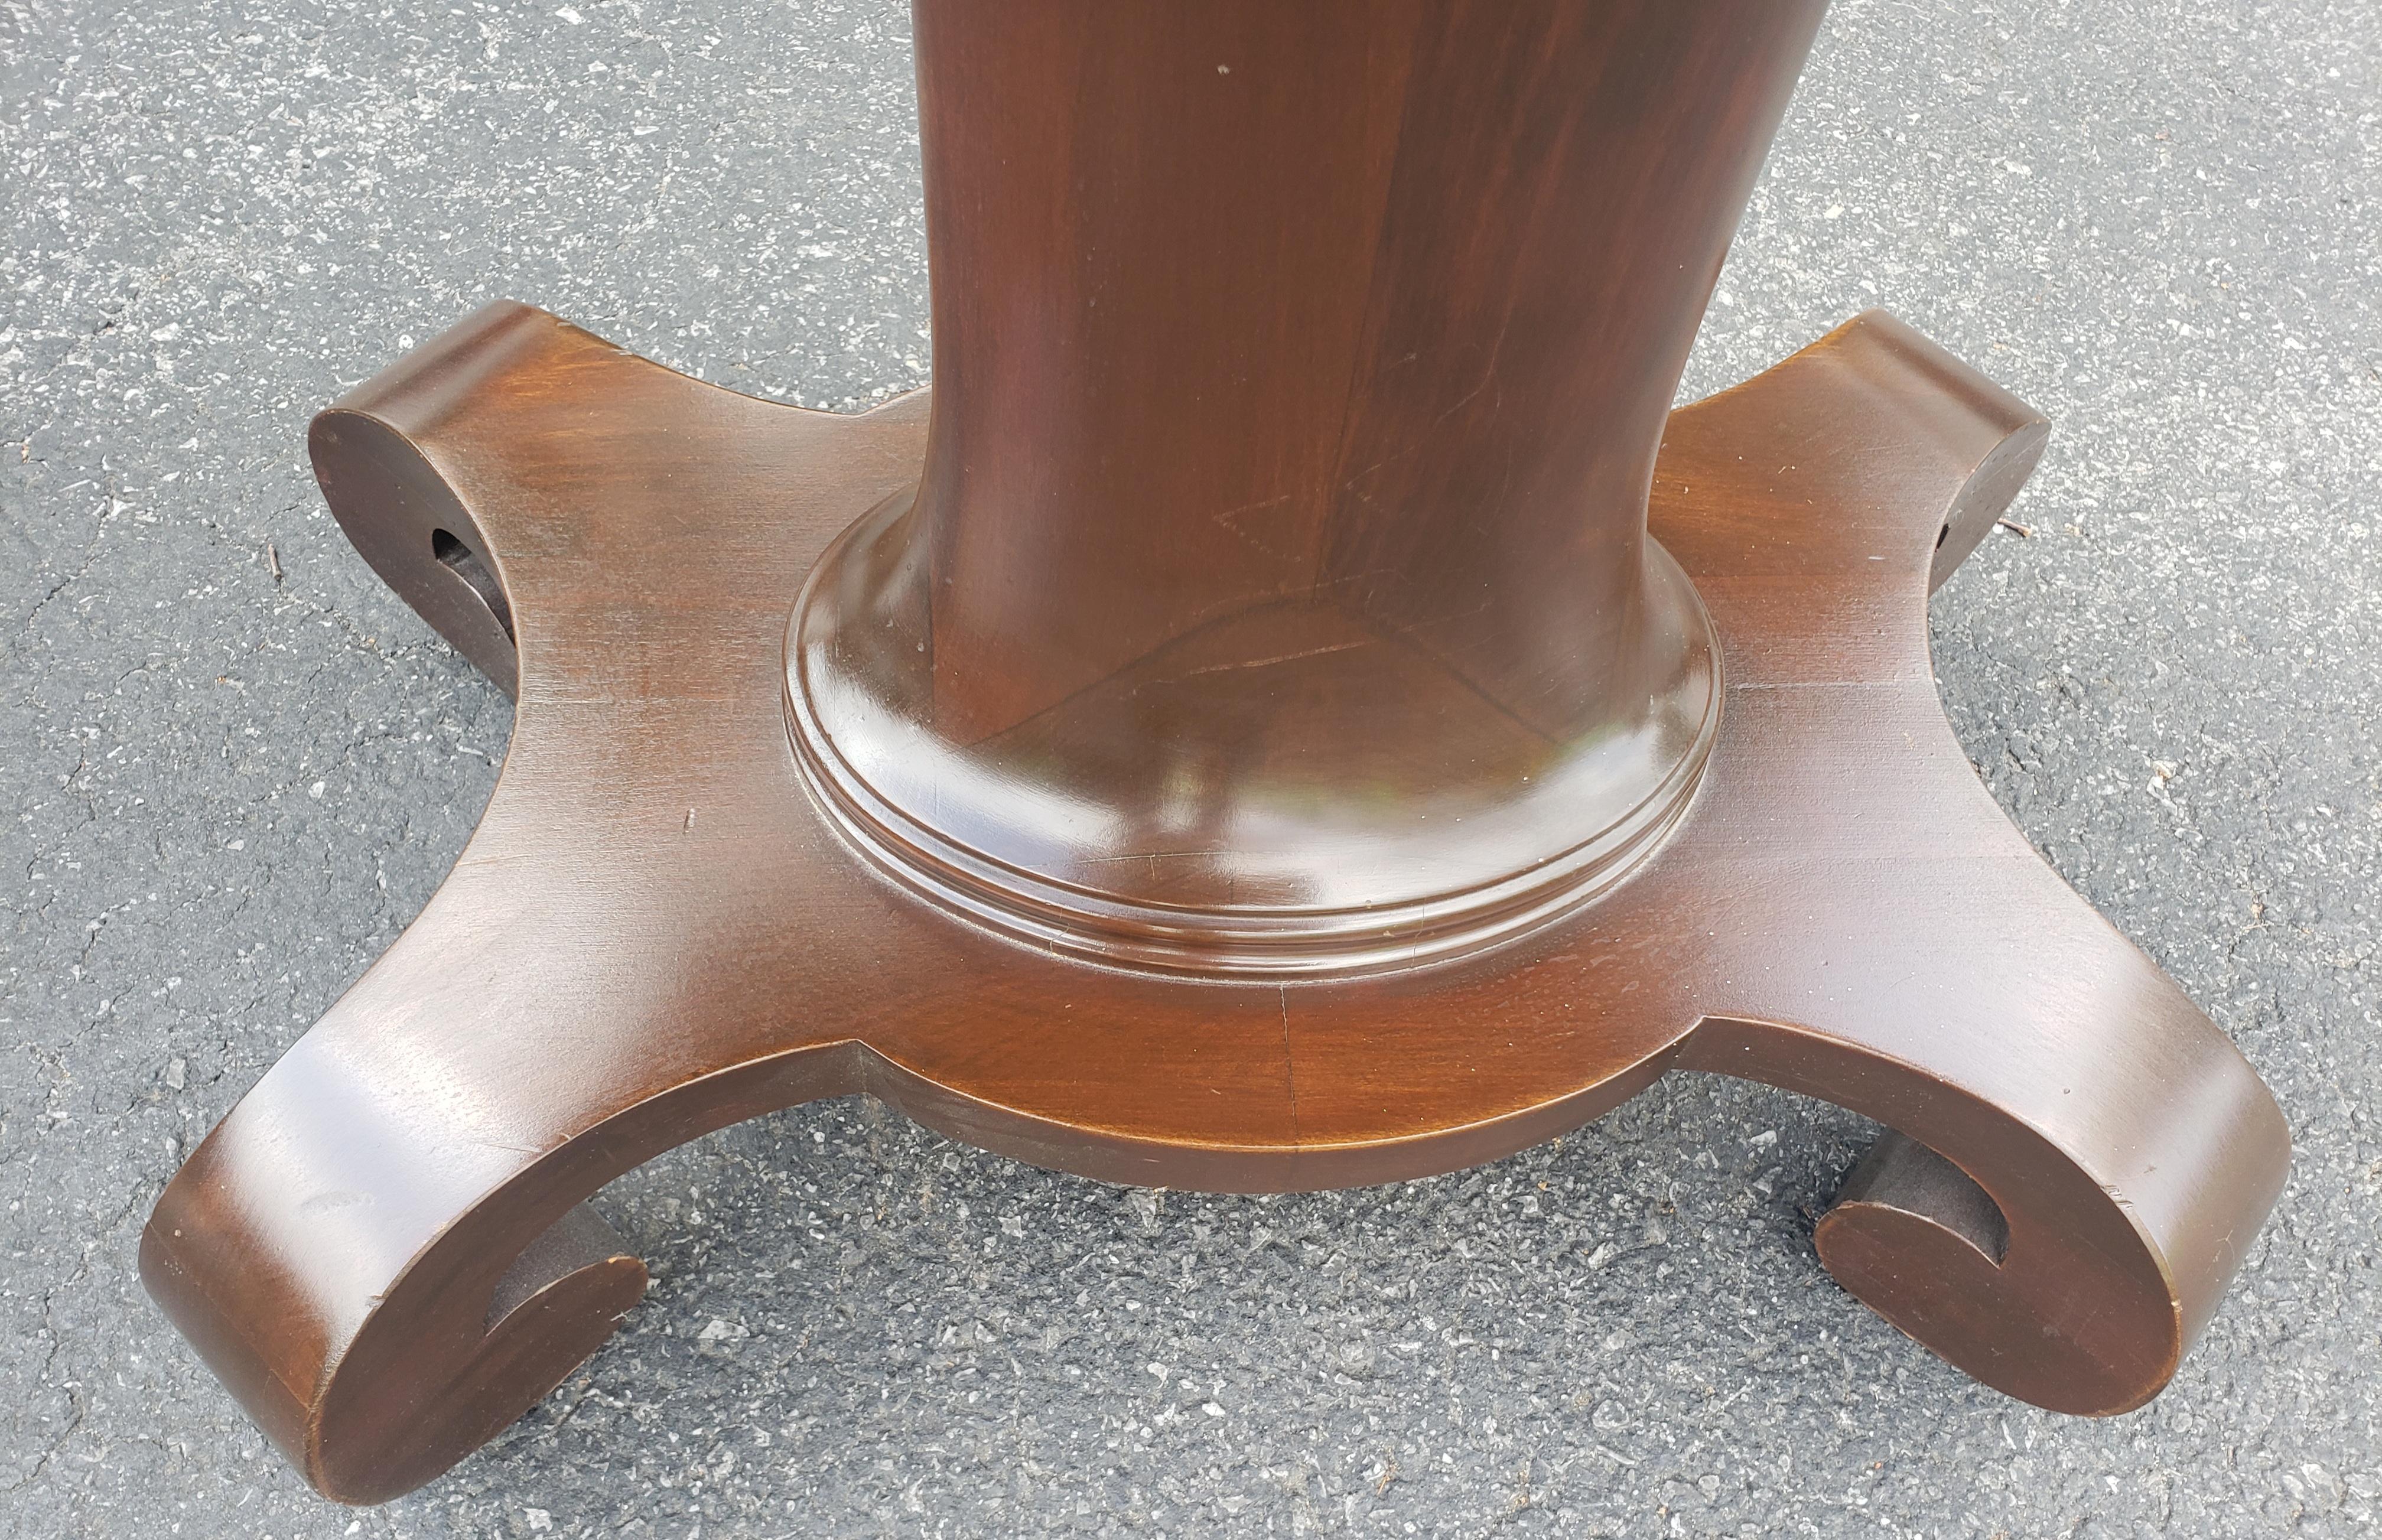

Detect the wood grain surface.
xmin=138 ymin=0 xmax=2286 ymax=1504
xmin=139 ymin=302 xmax=2287 ymax=1500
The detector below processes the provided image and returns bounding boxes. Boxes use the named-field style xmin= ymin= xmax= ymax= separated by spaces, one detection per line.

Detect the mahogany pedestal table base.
xmin=139 ymin=303 xmax=2289 ymax=1502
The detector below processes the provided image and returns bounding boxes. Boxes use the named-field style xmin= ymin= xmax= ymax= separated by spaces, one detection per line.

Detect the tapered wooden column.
xmin=910 ymin=0 xmax=1797 ymax=732
xmin=792 ymin=0 xmax=1824 ymax=972
xmin=143 ymin=0 xmax=2287 ymax=1506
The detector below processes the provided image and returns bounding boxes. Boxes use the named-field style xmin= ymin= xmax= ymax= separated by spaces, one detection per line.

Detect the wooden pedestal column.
xmin=142 ymin=0 xmax=2288 ymax=1504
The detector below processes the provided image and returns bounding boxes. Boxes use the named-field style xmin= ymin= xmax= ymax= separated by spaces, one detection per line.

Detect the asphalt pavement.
xmin=4 ymin=0 xmax=2378 ymax=1534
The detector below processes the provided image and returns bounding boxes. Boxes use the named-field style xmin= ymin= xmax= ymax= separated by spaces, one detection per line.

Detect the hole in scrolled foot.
xmin=433 ymin=527 xmax=515 ymax=642
xmin=1823 ymin=1129 xmax=2009 ymax=1266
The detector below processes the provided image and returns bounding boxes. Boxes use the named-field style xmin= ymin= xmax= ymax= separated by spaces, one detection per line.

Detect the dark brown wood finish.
xmin=790 ymin=1 xmax=1837 ymax=978
xmin=142 ymin=0 xmax=2287 ymax=1506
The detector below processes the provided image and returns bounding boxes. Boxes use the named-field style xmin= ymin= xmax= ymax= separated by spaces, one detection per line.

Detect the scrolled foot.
xmin=144 ymin=1191 xmax=645 ymax=1505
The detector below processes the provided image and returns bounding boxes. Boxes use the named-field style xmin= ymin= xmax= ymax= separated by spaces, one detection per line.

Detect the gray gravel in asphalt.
xmin=4 ymin=0 xmax=2378 ymax=1535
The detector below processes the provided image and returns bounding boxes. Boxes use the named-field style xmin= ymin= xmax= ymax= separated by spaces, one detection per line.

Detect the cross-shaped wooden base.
xmin=141 ymin=302 xmax=2286 ymax=1501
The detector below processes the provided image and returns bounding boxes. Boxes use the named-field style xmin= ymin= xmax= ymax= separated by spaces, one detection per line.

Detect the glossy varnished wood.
xmin=785 ymin=1 xmax=1844 ymax=975
xmin=143 ymin=303 xmax=2287 ymax=1499
xmin=141 ymin=0 xmax=2287 ymax=1506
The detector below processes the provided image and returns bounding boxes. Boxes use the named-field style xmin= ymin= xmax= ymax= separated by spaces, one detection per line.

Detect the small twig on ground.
xmin=1996 ymin=518 xmax=2033 ymax=537
xmin=266 ymin=542 xmax=284 ymax=582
